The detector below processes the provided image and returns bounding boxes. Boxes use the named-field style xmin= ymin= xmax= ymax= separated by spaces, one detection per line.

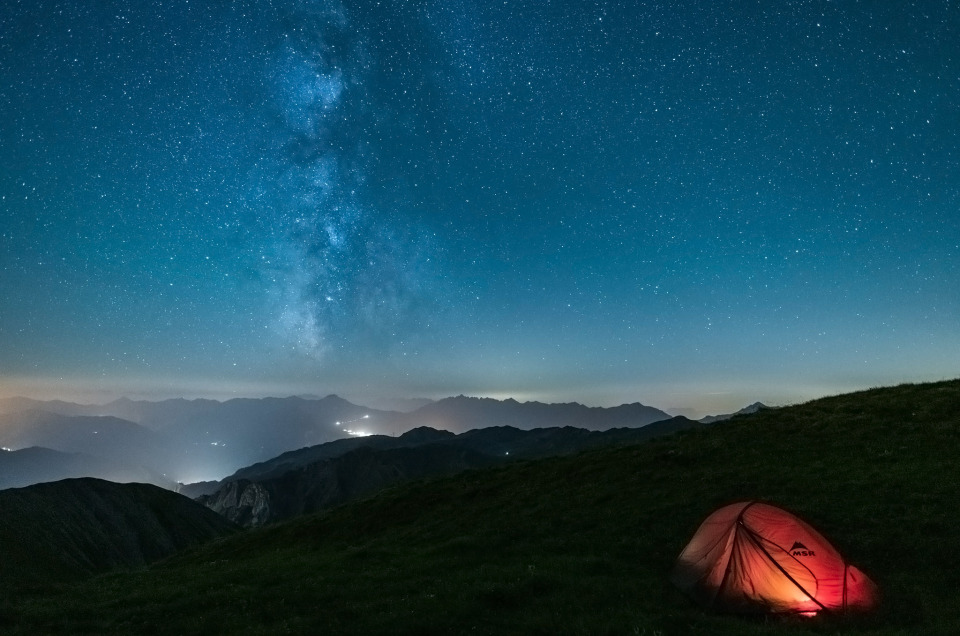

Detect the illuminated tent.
xmin=671 ymin=501 xmax=878 ymax=615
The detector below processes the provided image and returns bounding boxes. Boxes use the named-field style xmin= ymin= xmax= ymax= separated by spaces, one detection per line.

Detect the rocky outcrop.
xmin=199 ymin=480 xmax=272 ymax=528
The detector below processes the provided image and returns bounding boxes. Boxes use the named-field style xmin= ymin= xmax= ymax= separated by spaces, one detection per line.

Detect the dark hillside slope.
xmin=0 ymin=478 xmax=237 ymax=589
xmin=6 ymin=379 xmax=960 ymax=634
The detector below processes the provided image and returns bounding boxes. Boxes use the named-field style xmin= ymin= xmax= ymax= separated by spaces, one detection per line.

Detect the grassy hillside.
xmin=5 ymin=379 xmax=960 ymax=634
xmin=0 ymin=478 xmax=237 ymax=590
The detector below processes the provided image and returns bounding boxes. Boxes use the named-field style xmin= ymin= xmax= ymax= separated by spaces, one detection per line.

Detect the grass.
xmin=5 ymin=379 xmax=960 ymax=634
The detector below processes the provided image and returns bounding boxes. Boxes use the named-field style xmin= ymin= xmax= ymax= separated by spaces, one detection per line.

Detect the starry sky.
xmin=2 ymin=0 xmax=958 ymax=417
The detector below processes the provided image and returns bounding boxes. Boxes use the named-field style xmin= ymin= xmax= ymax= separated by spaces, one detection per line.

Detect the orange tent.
xmin=671 ymin=501 xmax=878 ymax=615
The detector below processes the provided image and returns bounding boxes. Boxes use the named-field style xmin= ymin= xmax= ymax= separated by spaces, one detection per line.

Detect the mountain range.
xmin=196 ymin=417 xmax=702 ymax=527
xmin=0 ymin=394 xmax=678 ymax=487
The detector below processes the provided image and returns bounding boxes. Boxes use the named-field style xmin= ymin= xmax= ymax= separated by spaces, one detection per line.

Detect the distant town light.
xmin=336 ymin=415 xmax=370 ymax=432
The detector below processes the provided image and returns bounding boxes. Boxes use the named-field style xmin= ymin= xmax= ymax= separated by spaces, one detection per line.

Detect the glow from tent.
xmin=671 ymin=502 xmax=878 ymax=615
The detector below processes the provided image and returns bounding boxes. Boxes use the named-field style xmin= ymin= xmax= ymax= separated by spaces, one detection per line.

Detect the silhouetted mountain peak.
xmin=699 ymin=402 xmax=771 ymax=423
xmin=317 ymin=394 xmax=361 ymax=408
xmin=398 ymin=426 xmax=456 ymax=444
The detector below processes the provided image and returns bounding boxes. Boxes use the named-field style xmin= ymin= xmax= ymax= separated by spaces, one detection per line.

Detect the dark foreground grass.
xmin=5 ymin=379 xmax=960 ymax=634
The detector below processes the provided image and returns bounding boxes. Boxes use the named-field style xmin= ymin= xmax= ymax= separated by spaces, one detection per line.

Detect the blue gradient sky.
xmin=2 ymin=0 xmax=958 ymax=417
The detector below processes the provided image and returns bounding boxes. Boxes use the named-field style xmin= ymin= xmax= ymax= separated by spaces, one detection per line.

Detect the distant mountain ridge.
xmin=405 ymin=395 xmax=672 ymax=432
xmin=0 ymin=394 xmax=681 ymax=488
xmin=198 ymin=416 xmax=701 ymax=527
xmin=0 ymin=393 xmax=673 ymax=435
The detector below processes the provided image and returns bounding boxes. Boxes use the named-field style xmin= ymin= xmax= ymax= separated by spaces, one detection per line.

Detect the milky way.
xmin=248 ymin=0 xmax=434 ymax=362
xmin=1 ymin=0 xmax=958 ymax=415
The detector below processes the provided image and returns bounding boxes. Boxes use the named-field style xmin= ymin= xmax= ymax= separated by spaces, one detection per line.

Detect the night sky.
xmin=2 ymin=0 xmax=958 ymax=417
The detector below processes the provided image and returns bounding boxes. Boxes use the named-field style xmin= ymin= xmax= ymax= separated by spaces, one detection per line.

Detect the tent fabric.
xmin=671 ymin=501 xmax=878 ymax=615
